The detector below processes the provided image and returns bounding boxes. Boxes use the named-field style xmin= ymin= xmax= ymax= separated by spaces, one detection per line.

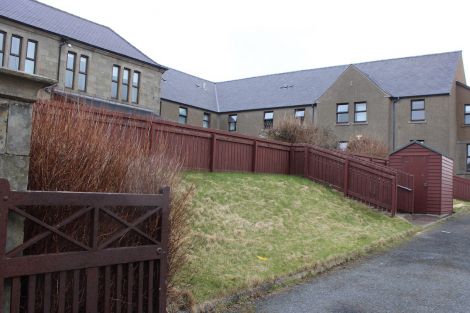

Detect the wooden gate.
xmin=0 ymin=179 xmax=170 ymax=313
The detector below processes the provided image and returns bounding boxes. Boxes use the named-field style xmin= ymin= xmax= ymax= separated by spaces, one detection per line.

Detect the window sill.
xmin=409 ymin=120 xmax=427 ymax=124
xmin=353 ymin=122 xmax=368 ymax=125
xmin=335 ymin=123 xmax=351 ymax=126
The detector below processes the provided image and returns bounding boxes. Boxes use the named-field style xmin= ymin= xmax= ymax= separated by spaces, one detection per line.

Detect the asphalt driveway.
xmin=254 ymin=213 xmax=470 ymax=313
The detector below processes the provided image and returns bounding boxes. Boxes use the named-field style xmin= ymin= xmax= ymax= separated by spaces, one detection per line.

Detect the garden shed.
xmin=389 ymin=141 xmax=453 ymax=215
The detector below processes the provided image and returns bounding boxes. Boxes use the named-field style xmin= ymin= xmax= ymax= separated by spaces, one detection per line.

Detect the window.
xmin=228 ymin=114 xmax=237 ymax=131
xmin=338 ymin=141 xmax=348 ymax=151
xmin=131 ymin=71 xmax=140 ymax=104
xmin=77 ymin=56 xmax=88 ymax=91
xmin=111 ymin=65 xmax=120 ymax=99
xmin=121 ymin=68 xmax=130 ymax=101
xmin=0 ymin=32 xmax=5 ymax=66
xmin=411 ymin=99 xmax=425 ymax=121
xmin=203 ymin=113 xmax=210 ymax=128
xmin=465 ymin=104 xmax=470 ymax=125
xmin=336 ymin=103 xmax=349 ymax=124
xmin=467 ymin=144 xmax=470 ymax=172
xmin=264 ymin=111 xmax=274 ymax=129
xmin=354 ymin=102 xmax=367 ymax=123
xmin=295 ymin=109 xmax=305 ymax=123
xmin=65 ymin=52 xmax=76 ymax=89
xmin=178 ymin=107 xmax=188 ymax=124
xmin=9 ymin=35 xmax=22 ymax=71
xmin=24 ymin=40 xmax=37 ymax=74
xmin=410 ymin=139 xmax=425 ymax=144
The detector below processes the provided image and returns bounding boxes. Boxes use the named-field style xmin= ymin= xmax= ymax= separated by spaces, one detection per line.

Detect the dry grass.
xmin=453 ymin=199 xmax=470 ymax=213
xmin=263 ymin=117 xmax=337 ymax=149
xmin=178 ymin=172 xmax=414 ymax=304
xmin=28 ymin=100 xmax=193 ymax=308
xmin=346 ymin=135 xmax=389 ymax=158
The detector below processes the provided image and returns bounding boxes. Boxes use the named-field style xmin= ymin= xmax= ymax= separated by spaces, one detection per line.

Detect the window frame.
xmin=121 ymin=68 xmax=130 ymax=101
xmin=336 ymin=103 xmax=349 ymax=124
xmin=178 ymin=107 xmax=188 ymax=124
xmin=294 ymin=108 xmax=305 ymax=123
xmin=0 ymin=31 xmax=6 ymax=67
xmin=263 ymin=111 xmax=274 ymax=129
xmin=111 ymin=65 xmax=120 ymax=99
xmin=65 ymin=51 xmax=76 ymax=89
xmin=228 ymin=114 xmax=237 ymax=132
xmin=9 ymin=35 xmax=22 ymax=71
xmin=410 ymin=99 xmax=426 ymax=122
xmin=131 ymin=71 xmax=140 ymax=104
xmin=354 ymin=102 xmax=367 ymax=123
xmin=203 ymin=112 xmax=210 ymax=128
xmin=24 ymin=39 xmax=38 ymax=74
xmin=78 ymin=55 xmax=88 ymax=92
xmin=465 ymin=104 xmax=470 ymax=125
xmin=467 ymin=144 xmax=470 ymax=172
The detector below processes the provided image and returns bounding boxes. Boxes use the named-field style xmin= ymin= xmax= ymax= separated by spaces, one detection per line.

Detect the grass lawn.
xmin=453 ymin=199 xmax=470 ymax=213
xmin=178 ymin=172 xmax=415 ymax=304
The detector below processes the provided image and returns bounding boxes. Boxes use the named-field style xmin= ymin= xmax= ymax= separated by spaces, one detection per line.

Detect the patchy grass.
xmin=453 ymin=199 xmax=470 ymax=213
xmin=179 ymin=172 xmax=414 ymax=304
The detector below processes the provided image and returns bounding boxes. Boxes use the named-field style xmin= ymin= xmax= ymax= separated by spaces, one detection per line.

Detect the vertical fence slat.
xmin=10 ymin=277 xmax=21 ymax=313
xmin=28 ymin=275 xmax=36 ymax=313
xmin=127 ymin=263 xmax=134 ymax=313
xmin=148 ymin=261 xmax=154 ymax=313
xmin=116 ymin=264 xmax=122 ymax=313
xmin=138 ymin=262 xmax=144 ymax=313
xmin=72 ymin=270 xmax=80 ymax=313
xmin=58 ymin=271 xmax=66 ymax=313
xmin=104 ymin=266 xmax=111 ymax=313
xmin=44 ymin=273 xmax=51 ymax=313
xmin=86 ymin=268 xmax=99 ymax=313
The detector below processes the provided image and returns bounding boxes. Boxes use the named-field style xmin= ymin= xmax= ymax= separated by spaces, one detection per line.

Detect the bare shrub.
xmin=28 ymin=100 xmax=193 ymax=309
xmin=263 ymin=116 xmax=337 ymax=149
xmin=346 ymin=135 xmax=389 ymax=158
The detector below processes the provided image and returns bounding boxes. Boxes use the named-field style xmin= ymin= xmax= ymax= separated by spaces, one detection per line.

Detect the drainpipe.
xmin=391 ymin=97 xmax=400 ymax=150
xmin=56 ymin=38 xmax=69 ymax=81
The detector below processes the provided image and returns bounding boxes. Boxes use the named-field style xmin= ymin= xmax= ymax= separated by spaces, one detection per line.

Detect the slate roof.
xmin=161 ymin=51 xmax=463 ymax=113
xmin=0 ymin=0 xmax=165 ymax=69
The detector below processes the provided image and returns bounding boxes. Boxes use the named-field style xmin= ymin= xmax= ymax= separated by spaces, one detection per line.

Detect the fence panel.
xmin=0 ymin=179 xmax=170 ymax=313
xmin=454 ymin=176 xmax=470 ymax=201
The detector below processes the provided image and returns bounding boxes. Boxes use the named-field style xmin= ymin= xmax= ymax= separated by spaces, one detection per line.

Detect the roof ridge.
xmin=214 ymin=51 xmax=462 ymax=85
xmin=215 ymin=64 xmax=348 ymax=84
xmin=165 ymin=68 xmax=216 ymax=83
xmin=354 ymin=50 xmax=462 ymax=67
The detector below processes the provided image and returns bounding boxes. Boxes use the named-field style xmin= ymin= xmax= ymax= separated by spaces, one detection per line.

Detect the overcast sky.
xmin=41 ymin=0 xmax=469 ymax=82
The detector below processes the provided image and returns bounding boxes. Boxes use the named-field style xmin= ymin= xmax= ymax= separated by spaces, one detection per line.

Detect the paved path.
xmin=254 ymin=213 xmax=470 ymax=313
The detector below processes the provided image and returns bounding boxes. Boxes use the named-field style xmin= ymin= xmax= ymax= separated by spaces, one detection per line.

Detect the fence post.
xmin=304 ymin=145 xmax=309 ymax=178
xmin=343 ymin=159 xmax=349 ymax=196
xmin=159 ymin=186 xmax=171 ymax=313
xmin=252 ymin=140 xmax=258 ymax=173
xmin=391 ymin=176 xmax=397 ymax=217
xmin=210 ymin=134 xmax=217 ymax=172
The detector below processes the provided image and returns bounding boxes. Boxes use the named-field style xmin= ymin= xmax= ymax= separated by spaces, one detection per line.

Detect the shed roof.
xmin=390 ymin=141 xmax=452 ymax=160
xmin=161 ymin=51 xmax=463 ymax=113
xmin=0 ymin=0 xmax=166 ymax=69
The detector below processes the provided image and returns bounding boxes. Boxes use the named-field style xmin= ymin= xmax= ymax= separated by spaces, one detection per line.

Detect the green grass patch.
xmin=178 ymin=172 xmax=414 ymax=303
xmin=453 ymin=199 xmax=470 ymax=213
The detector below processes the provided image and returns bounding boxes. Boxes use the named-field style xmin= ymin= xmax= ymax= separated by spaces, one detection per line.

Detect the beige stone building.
xmin=160 ymin=53 xmax=470 ymax=177
xmin=1 ymin=1 xmax=470 ymax=176
xmin=0 ymin=0 xmax=166 ymax=115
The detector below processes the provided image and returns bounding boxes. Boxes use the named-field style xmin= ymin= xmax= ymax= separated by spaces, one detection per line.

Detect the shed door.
xmin=402 ymin=156 xmax=428 ymax=213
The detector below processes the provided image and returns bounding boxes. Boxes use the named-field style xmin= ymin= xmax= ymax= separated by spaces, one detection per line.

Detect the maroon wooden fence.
xmin=454 ymin=175 xmax=470 ymax=201
xmin=290 ymin=144 xmax=413 ymax=215
xmin=34 ymin=102 xmax=414 ymax=215
xmin=0 ymin=179 xmax=170 ymax=313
